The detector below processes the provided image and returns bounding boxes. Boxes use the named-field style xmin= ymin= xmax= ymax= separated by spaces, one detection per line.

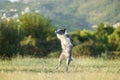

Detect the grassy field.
xmin=0 ymin=57 xmax=120 ymax=80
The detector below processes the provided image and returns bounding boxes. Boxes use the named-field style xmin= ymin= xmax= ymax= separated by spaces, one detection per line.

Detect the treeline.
xmin=0 ymin=13 xmax=59 ymax=59
xmin=71 ymin=23 xmax=120 ymax=59
xmin=0 ymin=13 xmax=120 ymax=59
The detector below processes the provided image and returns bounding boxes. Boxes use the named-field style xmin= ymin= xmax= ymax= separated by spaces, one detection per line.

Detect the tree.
xmin=19 ymin=13 xmax=52 ymax=40
xmin=0 ymin=19 xmax=18 ymax=58
xmin=18 ymin=13 xmax=55 ymax=57
xmin=108 ymin=26 xmax=120 ymax=51
xmin=95 ymin=23 xmax=114 ymax=43
xmin=0 ymin=13 xmax=56 ymax=58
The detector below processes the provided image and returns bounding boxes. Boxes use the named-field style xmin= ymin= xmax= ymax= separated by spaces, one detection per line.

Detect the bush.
xmin=73 ymin=43 xmax=91 ymax=57
xmin=0 ymin=19 xmax=18 ymax=59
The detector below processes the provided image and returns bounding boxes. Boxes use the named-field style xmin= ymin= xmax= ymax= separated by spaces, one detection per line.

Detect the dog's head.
xmin=55 ymin=28 xmax=66 ymax=35
xmin=55 ymin=28 xmax=67 ymax=40
xmin=55 ymin=28 xmax=73 ymax=44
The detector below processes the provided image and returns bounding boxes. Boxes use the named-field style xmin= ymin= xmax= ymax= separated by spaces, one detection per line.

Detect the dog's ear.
xmin=63 ymin=28 xmax=66 ymax=31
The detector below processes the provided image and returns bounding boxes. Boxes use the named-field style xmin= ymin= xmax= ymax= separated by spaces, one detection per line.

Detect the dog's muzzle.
xmin=55 ymin=30 xmax=57 ymax=33
xmin=55 ymin=30 xmax=59 ymax=34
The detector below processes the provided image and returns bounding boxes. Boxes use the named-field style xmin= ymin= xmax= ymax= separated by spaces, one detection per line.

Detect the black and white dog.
xmin=55 ymin=28 xmax=73 ymax=71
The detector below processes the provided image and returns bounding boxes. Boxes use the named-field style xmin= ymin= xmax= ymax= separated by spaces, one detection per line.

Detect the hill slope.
xmin=0 ymin=0 xmax=120 ymax=30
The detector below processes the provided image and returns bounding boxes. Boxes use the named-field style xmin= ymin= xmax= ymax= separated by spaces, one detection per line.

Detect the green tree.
xmin=19 ymin=13 xmax=52 ymax=40
xmin=93 ymin=23 xmax=114 ymax=56
xmin=108 ymin=26 xmax=120 ymax=51
xmin=0 ymin=19 xmax=18 ymax=58
xmin=95 ymin=23 xmax=114 ymax=43
xmin=19 ymin=13 xmax=56 ymax=57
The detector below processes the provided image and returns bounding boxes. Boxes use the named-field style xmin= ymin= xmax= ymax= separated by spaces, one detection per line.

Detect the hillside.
xmin=0 ymin=0 xmax=120 ymax=30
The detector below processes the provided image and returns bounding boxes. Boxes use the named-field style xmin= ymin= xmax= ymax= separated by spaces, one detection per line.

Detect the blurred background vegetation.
xmin=0 ymin=0 xmax=120 ymax=59
xmin=0 ymin=0 xmax=120 ymax=31
xmin=0 ymin=13 xmax=120 ymax=59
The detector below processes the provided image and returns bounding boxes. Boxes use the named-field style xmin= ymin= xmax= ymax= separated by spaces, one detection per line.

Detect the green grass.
xmin=0 ymin=57 xmax=120 ymax=80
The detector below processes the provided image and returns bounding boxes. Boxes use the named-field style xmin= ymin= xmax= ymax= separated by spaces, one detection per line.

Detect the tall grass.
xmin=0 ymin=57 xmax=120 ymax=80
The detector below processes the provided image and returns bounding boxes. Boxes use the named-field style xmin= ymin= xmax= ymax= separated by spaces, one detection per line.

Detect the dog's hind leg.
xmin=56 ymin=58 xmax=62 ymax=70
xmin=66 ymin=58 xmax=71 ymax=72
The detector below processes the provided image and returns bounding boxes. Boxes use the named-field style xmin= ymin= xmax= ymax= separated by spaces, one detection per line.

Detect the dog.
xmin=55 ymin=28 xmax=73 ymax=71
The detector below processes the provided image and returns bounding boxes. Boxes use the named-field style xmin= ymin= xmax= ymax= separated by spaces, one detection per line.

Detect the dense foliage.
xmin=0 ymin=13 xmax=59 ymax=59
xmin=71 ymin=23 xmax=120 ymax=59
xmin=0 ymin=13 xmax=120 ymax=59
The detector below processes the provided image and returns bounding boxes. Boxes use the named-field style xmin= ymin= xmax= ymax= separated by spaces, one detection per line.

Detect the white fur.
xmin=56 ymin=30 xmax=73 ymax=71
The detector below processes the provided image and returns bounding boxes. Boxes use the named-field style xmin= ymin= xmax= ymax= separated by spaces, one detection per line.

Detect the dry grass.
xmin=0 ymin=57 xmax=120 ymax=80
xmin=0 ymin=72 xmax=120 ymax=80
